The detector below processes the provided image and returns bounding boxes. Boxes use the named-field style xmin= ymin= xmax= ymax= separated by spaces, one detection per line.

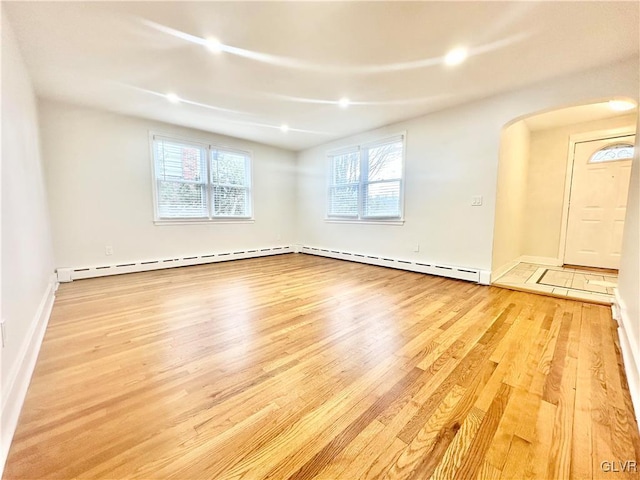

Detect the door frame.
xmin=558 ymin=126 xmax=636 ymax=266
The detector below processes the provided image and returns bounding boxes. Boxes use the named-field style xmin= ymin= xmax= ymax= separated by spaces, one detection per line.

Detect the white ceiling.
xmin=5 ymin=1 xmax=639 ymax=151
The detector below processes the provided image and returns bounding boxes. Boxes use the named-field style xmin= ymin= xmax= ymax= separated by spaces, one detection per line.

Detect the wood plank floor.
xmin=4 ymin=253 xmax=639 ymax=479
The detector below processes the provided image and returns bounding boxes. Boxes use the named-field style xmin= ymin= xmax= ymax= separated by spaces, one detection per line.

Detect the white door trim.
xmin=558 ymin=126 xmax=636 ymax=265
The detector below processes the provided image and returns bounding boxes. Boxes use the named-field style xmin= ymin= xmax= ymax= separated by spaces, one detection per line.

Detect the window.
xmin=589 ymin=143 xmax=634 ymax=164
xmin=152 ymin=135 xmax=252 ymax=221
xmin=327 ymin=135 xmax=404 ymax=221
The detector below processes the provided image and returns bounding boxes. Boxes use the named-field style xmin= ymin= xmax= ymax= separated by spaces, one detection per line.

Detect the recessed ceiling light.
xmin=206 ymin=37 xmax=223 ymax=53
xmin=609 ymin=99 xmax=636 ymax=111
xmin=338 ymin=97 xmax=350 ymax=109
xmin=166 ymin=93 xmax=180 ymax=103
xmin=444 ymin=47 xmax=468 ymax=66
xmin=280 ymin=124 xmax=289 ymax=133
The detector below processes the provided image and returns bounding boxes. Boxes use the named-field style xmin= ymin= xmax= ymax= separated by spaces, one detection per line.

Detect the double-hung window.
xmin=152 ymin=135 xmax=252 ymax=221
xmin=327 ymin=135 xmax=405 ymax=221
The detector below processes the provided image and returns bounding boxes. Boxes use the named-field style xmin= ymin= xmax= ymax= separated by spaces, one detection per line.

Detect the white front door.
xmin=564 ymin=135 xmax=635 ymax=269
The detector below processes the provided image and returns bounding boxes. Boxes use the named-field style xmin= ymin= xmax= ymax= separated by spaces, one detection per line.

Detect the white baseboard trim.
xmin=478 ymin=270 xmax=492 ymax=286
xmin=57 ymin=246 xmax=293 ymax=282
xmin=1 ymin=275 xmax=58 ymax=476
xmin=613 ymin=288 xmax=640 ymax=429
xmin=300 ymin=246 xmax=483 ymax=283
xmin=518 ymin=255 xmax=562 ymax=266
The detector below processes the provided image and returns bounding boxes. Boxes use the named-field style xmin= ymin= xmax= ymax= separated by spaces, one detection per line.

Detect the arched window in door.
xmin=589 ymin=143 xmax=635 ymax=163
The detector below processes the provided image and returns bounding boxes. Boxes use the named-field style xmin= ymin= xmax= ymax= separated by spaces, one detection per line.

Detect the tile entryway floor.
xmin=493 ymin=262 xmax=616 ymax=305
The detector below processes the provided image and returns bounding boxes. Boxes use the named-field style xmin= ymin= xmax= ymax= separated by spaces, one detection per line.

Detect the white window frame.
xmin=326 ymin=133 xmax=406 ymax=224
xmin=150 ymin=132 xmax=254 ymax=225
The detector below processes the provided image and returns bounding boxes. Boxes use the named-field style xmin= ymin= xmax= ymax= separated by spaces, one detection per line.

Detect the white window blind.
xmin=327 ymin=135 xmax=404 ymax=221
xmin=152 ymin=135 xmax=252 ymax=221
xmin=328 ymin=149 xmax=360 ymax=217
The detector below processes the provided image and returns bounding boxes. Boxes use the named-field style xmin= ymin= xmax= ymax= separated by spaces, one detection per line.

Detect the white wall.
xmin=39 ymin=100 xmax=297 ymax=268
xmin=616 ymin=116 xmax=640 ymax=422
xmin=1 ymin=13 xmax=56 ymax=471
xmin=524 ymin=114 xmax=636 ymax=260
xmin=492 ymin=121 xmax=530 ymax=277
xmin=295 ymin=58 xmax=639 ymax=273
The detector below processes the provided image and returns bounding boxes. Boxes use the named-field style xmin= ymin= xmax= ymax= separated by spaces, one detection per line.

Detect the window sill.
xmin=324 ymin=218 xmax=405 ymax=226
xmin=154 ymin=219 xmax=255 ymax=226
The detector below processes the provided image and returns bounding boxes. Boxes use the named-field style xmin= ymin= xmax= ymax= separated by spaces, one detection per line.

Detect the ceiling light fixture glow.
xmin=166 ymin=93 xmax=180 ymax=103
xmin=609 ymin=99 xmax=636 ymax=111
xmin=206 ymin=37 xmax=223 ymax=53
xmin=444 ymin=47 xmax=468 ymax=66
xmin=280 ymin=124 xmax=289 ymax=133
xmin=143 ymin=20 xmax=529 ymax=74
xmin=338 ymin=97 xmax=350 ymax=109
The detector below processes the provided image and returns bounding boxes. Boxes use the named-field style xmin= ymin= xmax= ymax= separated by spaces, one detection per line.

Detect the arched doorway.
xmin=491 ymin=99 xmax=637 ymax=303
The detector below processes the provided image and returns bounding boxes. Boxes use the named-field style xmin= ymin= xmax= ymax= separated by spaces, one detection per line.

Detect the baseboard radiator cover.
xmin=57 ymin=245 xmax=488 ymax=285
xmin=300 ymin=246 xmax=483 ymax=283
xmin=57 ymin=246 xmax=293 ymax=282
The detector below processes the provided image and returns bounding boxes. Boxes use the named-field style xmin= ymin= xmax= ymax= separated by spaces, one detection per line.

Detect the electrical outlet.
xmin=413 ymin=243 xmax=420 ymax=252
xmin=1 ymin=318 xmax=6 ymax=348
xmin=105 ymin=245 xmax=113 ymax=256
xmin=472 ymin=195 xmax=483 ymax=206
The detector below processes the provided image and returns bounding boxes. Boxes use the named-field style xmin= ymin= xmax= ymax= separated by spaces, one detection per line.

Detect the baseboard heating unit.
xmin=57 ymin=245 xmax=489 ymax=285
xmin=56 ymin=246 xmax=293 ymax=282
xmin=299 ymin=246 xmax=489 ymax=284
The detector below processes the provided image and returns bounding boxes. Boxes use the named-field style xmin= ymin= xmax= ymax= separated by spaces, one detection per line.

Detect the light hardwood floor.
xmin=4 ymin=254 xmax=639 ymax=479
